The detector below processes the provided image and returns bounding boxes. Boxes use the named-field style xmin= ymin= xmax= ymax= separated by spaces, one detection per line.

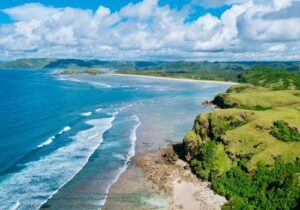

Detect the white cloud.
xmin=237 ymin=0 xmax=300 ymax=42
xmin=272 ymin=0 xmax=293 ymax=10
xmin=3 ymin=3 xmax=60 ymax=21
xmin=120 ymin=0 xmax=158 ymax=20
xmin=268 ymin=44 xmax=287 ymax=52
xmin=0 ymin=0 xmax=300 ymax=60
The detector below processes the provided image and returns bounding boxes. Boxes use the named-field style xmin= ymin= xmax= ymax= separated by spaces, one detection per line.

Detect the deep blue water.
xmin=0 ymin=70 xmax=231 ymax=209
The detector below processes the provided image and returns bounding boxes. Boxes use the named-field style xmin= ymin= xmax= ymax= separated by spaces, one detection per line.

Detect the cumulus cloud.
xmin=0 ymin=0 xmax=300 ymax=60
xmin=3 ymin=3 xmax=60 ymax=21
xmin=237 ymin=0 xmax=300 ymax=42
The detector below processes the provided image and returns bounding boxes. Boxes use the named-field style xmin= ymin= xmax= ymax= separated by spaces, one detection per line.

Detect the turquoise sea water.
xmin=0 ymin=69 xmax=231 ymax=209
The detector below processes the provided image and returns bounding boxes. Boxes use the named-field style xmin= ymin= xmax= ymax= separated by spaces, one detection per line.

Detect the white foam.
xmin=58 ymin=77 xmax=82 ymax=83
xmin=127 ymin=115 xmax=141 ymax=159
xmin=37 ymin=126 xmax=71 ymax=148
xmin=88 ymin=81 xmax=112 ymax=88
xmin=113 ymin=154 xmax=127 ymax=160
xmin=37 ymin=136 xmax=55 ymax=148
xmin=9 ymin=201 xmax=20 ymax=210
xmin=0 ymin=115 xmax=116 ymax=210
xmin=95 ymin=108 xmax=102 ymax=112
xmin=58 ymin=126 xmax=71 ymax=135
xmin=57 ymin=77 xmax=112 ymax=88
xmin=100 ymin=114 xmax=141 ymax=207
xmin=81 ymin=112 xmax=92 ymax=117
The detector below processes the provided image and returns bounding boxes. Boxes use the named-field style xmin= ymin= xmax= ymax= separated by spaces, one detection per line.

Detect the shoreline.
xmin=101 ymin=73 xmax=233 ymax=209
xmin=106 ymin=72 xmax=239 ymax=85
xmin=133 ymin=144 xmax=226 ymax=210
xmin=48 ymin=73 xmax=233 ymax=209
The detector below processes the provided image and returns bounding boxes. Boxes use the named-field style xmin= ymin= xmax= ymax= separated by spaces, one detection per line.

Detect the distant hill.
xmin=0 ymin=58 xmax=165 ymax=70
xmin=1 ymin=58 xmax=300 ymax=73
xmin=0 ymin=58 xmax=57 ymax=69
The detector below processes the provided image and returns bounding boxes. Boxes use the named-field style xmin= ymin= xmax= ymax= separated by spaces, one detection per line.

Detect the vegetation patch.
xmin=211 ymin=159 xmax=300 ymax=210
xmin=226 ymin=84 xmax=256 ymax=93
xmin=238 ymin=65 xmax=300 ymax=90
xmin=191 ymin=141 xmax=218 ymax=180
xmin=270 ymin=120 xmax=300 ymax=142
xmin=62 ymin=68 xmax=102 ymax=75
xmin=208 ymin=112 xmax=250 ymax=140
xmin=294 ymin=92 xmax=300 ymax=97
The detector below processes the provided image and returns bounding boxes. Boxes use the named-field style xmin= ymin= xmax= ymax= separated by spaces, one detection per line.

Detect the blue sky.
xmin=0 ymin=0 xmax=229 ymax=23
xmin=0 ymin=0 xmax=299 ymax=61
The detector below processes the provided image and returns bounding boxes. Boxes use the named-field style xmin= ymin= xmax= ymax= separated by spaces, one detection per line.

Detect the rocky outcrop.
xmin=211 ymin=93 xmax=235 ymax=109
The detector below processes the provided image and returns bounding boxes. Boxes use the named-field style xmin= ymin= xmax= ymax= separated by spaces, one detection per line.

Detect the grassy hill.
xmin=213 ymin=85 xmax=300 ymax=110
xmin=183 ymin=67 xmax=300 ymax=209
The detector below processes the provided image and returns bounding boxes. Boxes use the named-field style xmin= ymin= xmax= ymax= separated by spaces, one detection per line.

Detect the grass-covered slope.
xmin=213 ymin=85 xmax=300 ymax=110
xmin=183 ymin=67 xmax=300 ymax=209
xmin=184 ymin=106 xmax=300 ymax=172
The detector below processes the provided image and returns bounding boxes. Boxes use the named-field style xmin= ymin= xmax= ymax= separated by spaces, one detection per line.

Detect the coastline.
xmin=41 ymin=73 xmax=233 ymax=210
xmin=107 ymin=72 xmax=239 ymax=85
xmin=101 ymin=74 xmax=233 ymax=209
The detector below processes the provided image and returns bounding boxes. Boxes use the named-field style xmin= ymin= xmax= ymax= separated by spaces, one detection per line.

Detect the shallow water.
xmin=0 ymin=70 xmax=231 ymax=209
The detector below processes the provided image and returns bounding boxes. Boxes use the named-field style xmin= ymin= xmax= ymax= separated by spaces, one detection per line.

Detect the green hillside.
xmin=183 ymin=67 xmax=300 ymax=209
xmin=238 ymin=66 xmax=300 ymax=90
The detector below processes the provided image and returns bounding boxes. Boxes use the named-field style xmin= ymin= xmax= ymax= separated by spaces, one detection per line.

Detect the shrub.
xmin=210 ymin=159 xmax=300 ymax=210
xmin=270 ymin=120 xmax=300 ymax=142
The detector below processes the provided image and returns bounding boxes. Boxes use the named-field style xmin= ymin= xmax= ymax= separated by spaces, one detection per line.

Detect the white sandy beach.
xmin=170 ymin=160 xmax=226 ymax=210
xmin=108 ymin=73 xmax=239 ymax=85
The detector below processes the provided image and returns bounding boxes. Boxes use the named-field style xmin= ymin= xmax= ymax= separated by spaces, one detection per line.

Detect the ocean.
xmin=0 ymin=69 xmax=231 ymax=209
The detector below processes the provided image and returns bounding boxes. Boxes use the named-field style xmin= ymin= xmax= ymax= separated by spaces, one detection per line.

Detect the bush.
xmin=210 ymin=159 xmax=300 ymax=210
xmin=270 ymin=120 xmax=300 ymax=142
xmin=191 ymin=141 xmax=217 ymax=180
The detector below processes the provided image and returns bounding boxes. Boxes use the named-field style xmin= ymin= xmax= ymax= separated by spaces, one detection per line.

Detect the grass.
xmin=213 ymin=144 xmax=233 ymax=175
xmin=222 ymin=106 xmax=300 ymax=171
xmin=213 ymin=85 xmax=300 ymax=110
